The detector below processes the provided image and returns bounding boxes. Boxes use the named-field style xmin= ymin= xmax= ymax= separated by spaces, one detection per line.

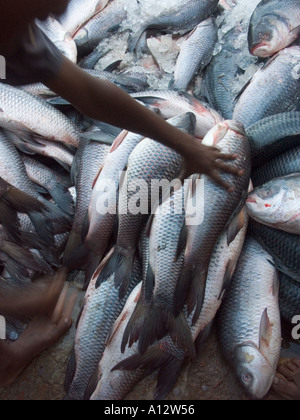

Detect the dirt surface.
xmin=0 ymin=285 xmax=289 ymax=401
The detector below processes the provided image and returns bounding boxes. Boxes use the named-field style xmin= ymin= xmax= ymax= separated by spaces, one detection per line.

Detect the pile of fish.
xmin=1 ymin=0 xmax=300 ymax=401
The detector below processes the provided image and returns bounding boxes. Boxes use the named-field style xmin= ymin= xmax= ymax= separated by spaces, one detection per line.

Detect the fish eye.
xmin=242 ymin=373 xmax=252 ymax=384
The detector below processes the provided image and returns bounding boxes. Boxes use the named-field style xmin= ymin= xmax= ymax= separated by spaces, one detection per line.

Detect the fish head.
xmin=246 ymin=182 xmax=286 ymax=224
xmin=248 ymin=14 xmax=290 ymax=58
xmin=235 ymin=344 xmax=274 ymax=399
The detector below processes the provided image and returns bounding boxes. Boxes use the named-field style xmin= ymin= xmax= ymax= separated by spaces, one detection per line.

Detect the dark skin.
xmin=0 ymin=269 xmax=77 ymax=387
xmin=0 ymin=0 xmax=244 ymax=387
xmin=0 ymin=0 xmax=244 ymax=191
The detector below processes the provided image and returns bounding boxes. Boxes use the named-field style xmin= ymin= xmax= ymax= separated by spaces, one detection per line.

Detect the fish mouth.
xmin=246 ymin=196 xmax=257 ymax=204
xmin=250 ymin=42 xmax=270 ymax=57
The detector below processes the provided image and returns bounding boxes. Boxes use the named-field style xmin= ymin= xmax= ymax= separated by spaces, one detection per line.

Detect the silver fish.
xmin=131 ymin=90 xmax=223 ymax=138
xmin=218 ymin=236 xmax=282 ymax=399
xmin=170 ymin=18 xmax=218 ymax=91
xmin=95 ymin=113 xmax=196 ymax=301
xmin=63 ymin=138 xmax=110 ymax=273
xmin=89 ymin=283 xmax=146 ymax=401
xmin=248 ymin=0 xmax=300 ymax=58
xmin=64 ymin=254 xmax=142 ymax=400
xmin=36 ymin=16 xmax=77 ymax=63
xmin=22 ymin=155 xmax=74 ymax=216
xmin=0 ymin=83 xmax=81 ymax=148
xmin=83 ymin=130 xmax=144 ymax=276
xmin=246 ymin=173 xmax=300 ymax=235
xmin=233 ymin=46 xmax=300 ymax=128
xmin=174 ymin=120 xmax=251 ymax=326
xmin=128 ymin=0 xmax=219 ymax=53
xmin=58 ymin=0 xmax=110 ymax=36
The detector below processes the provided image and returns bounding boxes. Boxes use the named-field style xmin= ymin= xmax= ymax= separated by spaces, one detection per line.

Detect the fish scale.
xmin=249 ymin=219 xmax=300 ymax=283
xmin=0 ymin=83 xmax=81 ymax=148
xmin=175 ymin=121 xmax=251 ymax=324
xmin=64 ymin=257 xmax=142 ymax=400
xmin=248 ymin=0 xmax=300 ymax=57
xmin=95 ymin=114 xmax=195 ymax=300
xmin=218 ymin=236 xmax=281 ymax=399
xmin=233 ymin=46 xmax=300 ymax=128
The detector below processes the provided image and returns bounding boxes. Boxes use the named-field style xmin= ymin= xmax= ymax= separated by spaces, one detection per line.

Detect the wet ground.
xmin=0 ymin=285 xmax=298 ymax=401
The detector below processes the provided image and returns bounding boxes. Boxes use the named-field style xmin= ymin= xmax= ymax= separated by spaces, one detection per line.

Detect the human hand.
xmin=179 ymin=140 xmax=244 ymax=192
xmin=0 ymin=268 xmax=70 ymax=319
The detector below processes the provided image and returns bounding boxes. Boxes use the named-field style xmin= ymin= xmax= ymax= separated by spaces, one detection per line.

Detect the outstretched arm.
xmin=46 ymin=57 xmax=243 ymax=191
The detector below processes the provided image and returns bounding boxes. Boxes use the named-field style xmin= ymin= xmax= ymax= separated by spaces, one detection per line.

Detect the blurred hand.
xmin=0 ymin=268 xmax=71 ymax=319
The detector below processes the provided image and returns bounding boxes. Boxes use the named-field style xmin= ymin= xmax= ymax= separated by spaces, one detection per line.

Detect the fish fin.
xmin=138 ymin=306 xmax=195 ymax=358
xmin=226 ymin=208 xmax=245 ymax=246
xmin=168 ymin=312 xmax=196 ymax=359
xmin=145 ymin=263 xmax=155 ymax=301
xmin=84 ymin=369 xmax=99 ymax=401
xmin=259 ymin=308 xmax=272 ymax=351
xmin=145 ymin=213 xmax=155 ymax=238
xmin=27 ymin=209 xmax=55 ymax=246
xmin=4 ymin=257 xmax=30 ymax=282
xmin=46 ymin=182 xmax=74 ymax=216
xmin=218 ymin=259 xmax=236 ymax=301
xmin=81 ymin=210 xmax=90 ymax=242
xmin=95 ymin=248 xmax=135 ymax=299
xmin=188 ymin=270 xmax=207 ymax=325
xmin=53 ymin=158 xmax=72 ymax=172
xmin=47 ymin=96 xmax=70 ymax=106
xmin=194 ymin=322 xmax=213 ymax=354
xmin=83 ymin=252 xmax=103 ymax=290
xmin=176 ymin=223 xmax=188 ymax=261
xmin=173 ymin=266 xmax=192 ymax=318
xmin=0 ymin=241 xmax=51 ymax=273
xmin=0 ymin=201 xmax=21 ymax=243
xmin=121 ymin=300 xmax=150 ymax=353
xmin=80 ymin=130 xmax=115 ymax=145
xmin=155 ymin=357 xmax=185 ymax=401
xmin=63 ymin=230 xmax=89 ymax=270
xmin=128 ymin=28 xmax=146 ymax=53
xmin=0 ymin=181 xmax=45 ymax=213
xmin=64 ymin=347 xmax=77 ymax=393
xmin=113 ymin=345 xmax=172 ymax=372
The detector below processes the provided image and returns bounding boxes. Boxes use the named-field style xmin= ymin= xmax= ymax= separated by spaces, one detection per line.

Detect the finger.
xmin=62 ymin=290 xmax=78 ymax=325
xmin=51 ymin=283 xmax=69 ymax=324
xmin=215 ymin=152 xmax=238 ymax=162
xmin=209 ymin=171 xmax=234 ymax=192
xmin=216 ymin=161 xmax=245 ymax=177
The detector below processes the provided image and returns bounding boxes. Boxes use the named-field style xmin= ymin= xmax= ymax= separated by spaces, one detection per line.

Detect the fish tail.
xmin=63 ymin=230 xmax=89 ymax=271
xmin=42 ymin=198 xmax=73 ymax=228
xmin=113 ymin=345 xmax=186 ymax=400
xmin=95 ymin=248 xmax=135 ymax=299
xmin=47 ymin=182 xmax=74 ymax=217
xmin=174 ymin=267 xmax=207 ymax=325
xmin=121 ymin=300 xmax=150 ymax=353
xmin=64 ymin=348 xmax=77 ymax=394
xmin=128 ymin=29 xmax=146 ymax=53
xmin=27 ymin=209 xmax=56 ymax=246
xmin=189 ymin=270 xmax=208 ymax=325
xmin=0 ymin=182 xmax=46 ymax=242
xmin=138 ymin=306 xmax=195 ymax=358
xmin=0 ymin=240 xmax=52 ymax=274
xmin=154 ymin=357 xmax=186 ymax=401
